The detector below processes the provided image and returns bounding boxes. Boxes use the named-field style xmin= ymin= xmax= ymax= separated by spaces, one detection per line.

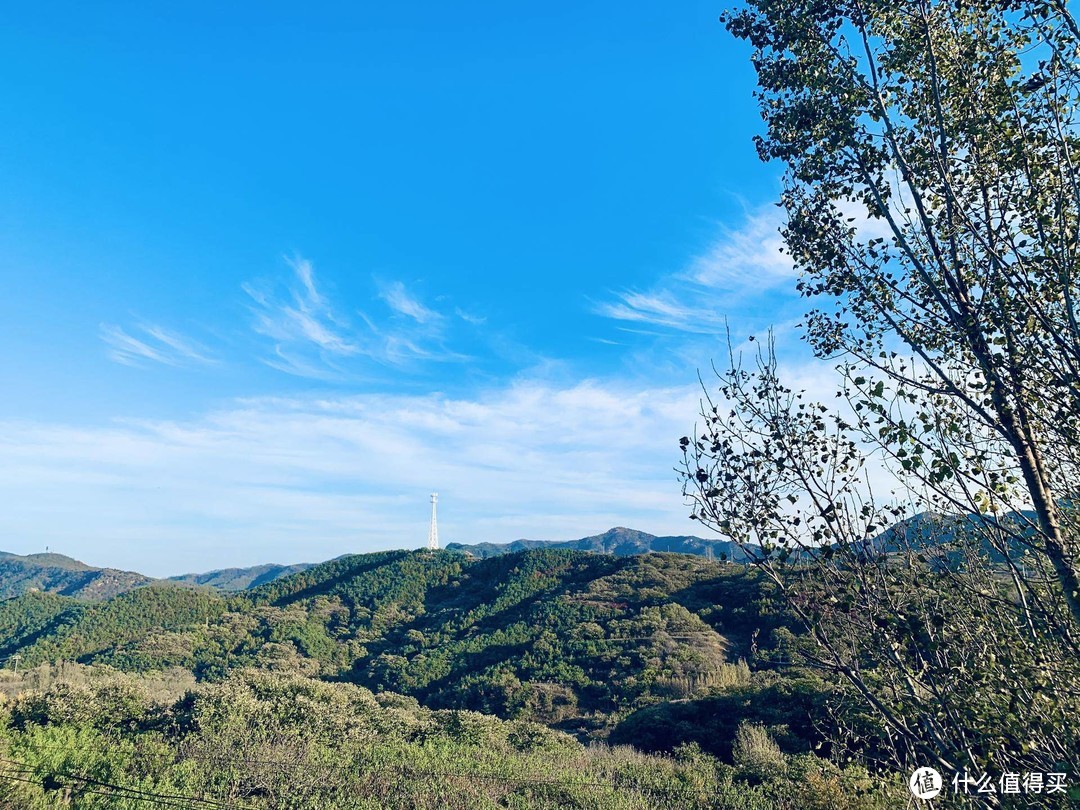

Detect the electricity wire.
xmin=0 ymin=755 xmax=257 ymax=810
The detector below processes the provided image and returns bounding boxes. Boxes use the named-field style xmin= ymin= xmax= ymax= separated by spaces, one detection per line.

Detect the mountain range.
xmin=167 ymin=562 xmax=318 ymax=591
xmin=0 ymin=543 xmax=866 ymax=808
xmin=0 ymin=549 xmax=316 ymax=601
xmin=2 ymin=512 xmax=1029 ymax=603
xmin=446 ymin=526 xmax=757 ymax=561
xmin=0 ymin=527 xmax=737 ymax=601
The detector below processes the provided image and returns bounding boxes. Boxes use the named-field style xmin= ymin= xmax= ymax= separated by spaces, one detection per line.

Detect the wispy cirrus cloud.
xmin=100 ymin=323 xmax=217 ymax=368
xmin=454 ymin=307 xmax=487 ymax=326
xmin=598 ymin=291 xmax=731 ymax=333
xmin=597 ymin=207 xmax=798 ymax=335
xmin=378 ymin=280 xmax=442 ymax=325
xmin=243 ymin=256 xmax=359 ymax=362
xmin=684 ymin=207 xmax=793 ymax=289
xmin=598 ymin=198 xmax=905 ymax=341
xmin=244 ymin=258 xmax=472 ymax=378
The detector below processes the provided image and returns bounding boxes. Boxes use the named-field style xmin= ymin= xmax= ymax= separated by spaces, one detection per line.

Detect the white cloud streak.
xmin=597 ymin=207 xmax=798 ymax=334
xmin=244 ymin=256 xmax=359 ymax=361
xmin=244 ymin=258 xmax=469 ymax=377
xmin=100 ymin=323 xmax=216 ymax=368
xmin=686 ymin=208 xmax=794 ymax=288
xmin=598 ymin=292 xmax=731 ymax=333
xmin=378 ymin=280 xmax=441 ymax=325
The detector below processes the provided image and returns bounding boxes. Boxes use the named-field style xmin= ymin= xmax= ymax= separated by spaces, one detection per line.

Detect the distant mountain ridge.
xmin=0 ymin=550 xmax=152 ymax=601
xmin=0 ymin=528 xmax=755 ymax=602
xmin=6 ymin=513 xmax=1020 ymax=603
xmin=0 ymin=552 xmax=318 ymax=601
xmin=450 ymin=513 xmax=1049 ymax=564
xmin=167 ymin=562 xmax=317 ymax=591
xmin=446 ymin=526 xmax=760 ymax=562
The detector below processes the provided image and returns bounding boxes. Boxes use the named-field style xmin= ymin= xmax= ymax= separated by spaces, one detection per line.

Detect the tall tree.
xmin=685 ymin=0 xmax=1080 ymax=787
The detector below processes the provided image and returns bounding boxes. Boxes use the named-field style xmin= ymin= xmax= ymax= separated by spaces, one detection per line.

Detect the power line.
xmin=0 ymin=756 xmax=256 ymax=810
xmin=0 ymin=770 xmax=197 ymax=809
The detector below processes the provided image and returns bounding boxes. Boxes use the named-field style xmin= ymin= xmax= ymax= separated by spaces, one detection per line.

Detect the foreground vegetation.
xmin=0 ymin=666 xmax=902 ymax=809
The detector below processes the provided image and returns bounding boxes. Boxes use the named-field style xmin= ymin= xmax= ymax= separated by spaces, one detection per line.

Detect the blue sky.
xmin=0 ymin=1 xmax=809 ymax=575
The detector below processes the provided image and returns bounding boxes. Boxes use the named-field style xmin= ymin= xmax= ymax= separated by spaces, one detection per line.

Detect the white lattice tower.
xmin=428 ymin=492 xmax=439 ymax=550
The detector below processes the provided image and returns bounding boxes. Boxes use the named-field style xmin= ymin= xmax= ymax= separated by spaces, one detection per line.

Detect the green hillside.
xmin=0 ymin=552 xmax=152 ymax=600
xmin=0 ymin=583 xmax=226 ymax=668
xmin=0 ymin=549 xmax=792 ymax=730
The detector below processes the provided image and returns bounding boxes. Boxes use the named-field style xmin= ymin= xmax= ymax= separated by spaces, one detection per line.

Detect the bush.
xmin=733 ymin=721 xmax=786 ymax=780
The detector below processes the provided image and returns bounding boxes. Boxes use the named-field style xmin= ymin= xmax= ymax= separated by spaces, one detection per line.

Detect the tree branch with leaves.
xmin=685 ymin=0 xmax=1080 ymax=788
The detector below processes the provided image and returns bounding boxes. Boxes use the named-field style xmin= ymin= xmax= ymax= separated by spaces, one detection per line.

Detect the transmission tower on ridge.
xmin=427 ymin=492 xmax=439 ymax=550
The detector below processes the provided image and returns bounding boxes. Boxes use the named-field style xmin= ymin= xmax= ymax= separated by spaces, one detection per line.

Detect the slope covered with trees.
xmin=0 ymin=549 xmax=793 ymax=731
xmin=0 ymin=552 xmax=151 ymax=601
xmin=3 ymin=545 xmax=1045 ymax=805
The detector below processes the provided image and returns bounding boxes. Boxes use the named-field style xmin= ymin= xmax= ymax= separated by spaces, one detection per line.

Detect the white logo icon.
xmin=909 ymin=767 xmax=943 ymax=800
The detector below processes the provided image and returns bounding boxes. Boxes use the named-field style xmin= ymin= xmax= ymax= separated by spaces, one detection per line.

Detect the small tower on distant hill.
xmin=428 ymin=492 xmax=439 ymax=550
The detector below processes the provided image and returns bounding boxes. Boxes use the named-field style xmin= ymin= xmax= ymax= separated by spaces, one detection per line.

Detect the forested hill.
xmin=446 ymin=526 xmax=760 ymax=561
xmin=0 ymin=548 xmax=789 ymax=728
xmin=0 ymin=550 xmax=152 ymax=600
